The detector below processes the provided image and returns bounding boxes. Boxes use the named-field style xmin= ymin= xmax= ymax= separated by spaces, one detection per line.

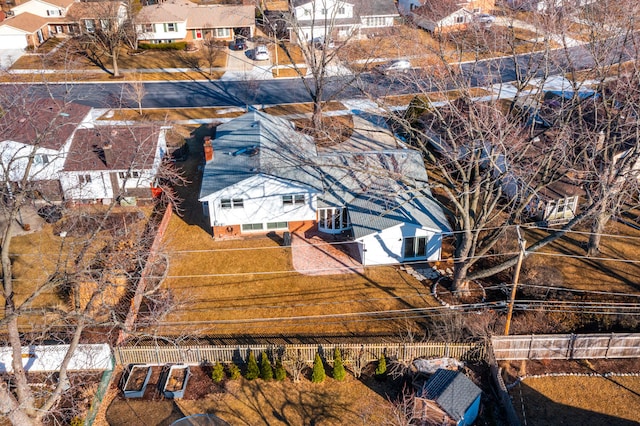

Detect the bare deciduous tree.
xmin=0 ymin=87 xmax=181 ymax=425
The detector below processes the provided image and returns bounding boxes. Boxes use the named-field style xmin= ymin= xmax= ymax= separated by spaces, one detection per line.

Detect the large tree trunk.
xmin=111 ymin=49 xmax=120 ymax=78
xmin=452 ymin=261 xmax=471 ymax=295
xmin=587 ymin=210 xmax=611 ymax=257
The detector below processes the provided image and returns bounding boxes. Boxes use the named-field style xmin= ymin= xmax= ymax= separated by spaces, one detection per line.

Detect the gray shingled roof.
xmin=198 ymin=111 xmax=322 ymax=200
xmin=199 ymin=112 xmax=450 ymax=236
xmin=420 ymin=369 xmax=482 ymax=422
xmin=291 ymin=0 xmax=398 ymax=16
xmin=317 ymin=150 xmax=449 ymax=238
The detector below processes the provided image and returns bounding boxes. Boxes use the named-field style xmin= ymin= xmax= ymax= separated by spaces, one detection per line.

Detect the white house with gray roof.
xmin=289 ymin=0 xmax=399 ymax=42
xmin=198 ymin=111 xmax=450 ymax=266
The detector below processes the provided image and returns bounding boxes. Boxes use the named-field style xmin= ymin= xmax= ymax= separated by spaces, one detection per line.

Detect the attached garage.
xmin=0 ymin=33 xmax=28 ymax=49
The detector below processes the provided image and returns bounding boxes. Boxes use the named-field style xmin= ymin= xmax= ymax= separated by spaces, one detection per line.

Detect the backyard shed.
xmin=414 ymin=368 xmax=482 ymax=426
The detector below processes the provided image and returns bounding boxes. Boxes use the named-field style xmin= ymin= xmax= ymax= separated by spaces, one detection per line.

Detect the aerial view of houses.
xmin=0 ymin=0 xmax=639 ymax=425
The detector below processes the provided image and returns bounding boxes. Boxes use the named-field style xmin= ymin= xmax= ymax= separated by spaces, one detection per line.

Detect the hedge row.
xmin=139 ymin=41 xmax=188 ymax=51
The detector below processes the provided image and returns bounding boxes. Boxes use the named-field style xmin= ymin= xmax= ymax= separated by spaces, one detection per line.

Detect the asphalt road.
xmin=14 ymin=41 xmax=631 ymax=109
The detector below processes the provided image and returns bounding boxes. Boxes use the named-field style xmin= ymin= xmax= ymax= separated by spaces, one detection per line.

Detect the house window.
xmin=282 ymin=194 xmax=305 ymax=206
xmin=166 ymin=23 xmax=177 ymax=32
xmin=365 ymin=17 xmax=385 ymax=27
xmin=318 ymin=207 xmax=350 ymax=232
xmin=215 ymin=28 xmax=230 ymax=38
xmin=403 ymin=236 xmax=428 ymax=259
xmin=46 ymin=9 xmax=61 ymax=16
xmin=34 ymin=154 xmax=49 ymax=165
xmin=139 ymin=23 xmax=154 ymax=32
xmin=410 ymin=3 xmax=417 ymax=10
xmin=321 ymin=8 xmax=327 ymax=15
xmin=85 ymin=20 xmax=95 ymax=33
xmin=455 ymin=16 xmax=465 ymax=24
xmin=304 ymin=9 xmax=310 ymax=15
xmin=118 ymin=171 xmax=141 ymax=179
xmin=100 ymin=19 xmax=110 ymax=31
xmin=267 ymin=221 xmax=288 ymax=230
xmin=473 ymin=8 xmax=481 ymax=12
xmin=338 ymin=7 xmax=345 ymax=15
xmin=220 ymin=198 xmax=243 ymax=209
xmin=78 ymin=174 xmax=92 ymax=184
xmin=241 ymin=223 xmax=264 ymax=231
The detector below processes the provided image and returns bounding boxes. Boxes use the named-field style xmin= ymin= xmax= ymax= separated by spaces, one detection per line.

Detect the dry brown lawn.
xmin=512 ymin=376 xmax=640 ymax=425
xmin=105 ymin=376 xmax=399 ymax=426
xmin=520 ymin=220 xmax=640 ymax=294
xmin=156 ymin=214 xmax=437 ymax=336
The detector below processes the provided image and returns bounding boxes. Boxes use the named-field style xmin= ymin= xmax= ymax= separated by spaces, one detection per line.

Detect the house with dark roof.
xmin=60 ymin=125 xmax=167 ymax=203
xmin=414 ymin=368 xmax=482 ymax=426
xmin=402 ymin=0 xmax=494 ymax=33
xmin=288 ymin=0 xmax=399 ymax=42
xmin=198 ymin=111 xmax=450 ymax=266
xmin=135 ymin=0 xmax=255 ymax=44
xmin=0 ymin=99 xmax=92 ymax=199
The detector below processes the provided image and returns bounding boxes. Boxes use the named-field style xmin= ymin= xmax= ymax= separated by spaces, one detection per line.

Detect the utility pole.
xmin=504 ymin=226 xmax=526 ymax=336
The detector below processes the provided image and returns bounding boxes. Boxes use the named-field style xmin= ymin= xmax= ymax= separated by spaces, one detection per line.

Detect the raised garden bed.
xmin=122 ymin=364 xmax=152 ymax=398
xmin=162 ymin=364 xmax=190 ymax=399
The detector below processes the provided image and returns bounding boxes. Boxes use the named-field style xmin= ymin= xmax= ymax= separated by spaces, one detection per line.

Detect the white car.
xmin=254 ymin=45 xmax=270 ymax=61
xmin=474 ymin=13 xmax=496 ymax=25
xmin=378 ymin=59 xmax=412 ymax=74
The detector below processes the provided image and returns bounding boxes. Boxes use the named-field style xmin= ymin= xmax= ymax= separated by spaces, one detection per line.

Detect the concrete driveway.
xmin=0 ymin=49 xmax=25 ymax=69
xmin=221 ymin=42 xmax=274 ymax=81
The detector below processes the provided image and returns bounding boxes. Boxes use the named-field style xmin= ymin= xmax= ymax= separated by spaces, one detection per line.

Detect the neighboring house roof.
xmin=136 ymin=0 xmax=254 ymax=28
xmin=291 ymin=0 xmax=398 ymax=16
xmin=0 ymin=99 xmax=92 ymax=150
xmin=63 ymin=126 xmax=161 ymax=172
xmin=67 ymin=1 xmax=124 ymax=20
xmin=199 ymin=111 xmax=322 ymax=200
xmin=419 ymin=369 xmax=482 ymax=422
xmin=0 ymin=12 xmax=49 ymax=32
xmin=414 ymin=0 xmax=467 ymax=22
xmin=39 ymin=0 xmax=74 ymax=9
xmin=186 ymin=5 xmax=254 ymax=29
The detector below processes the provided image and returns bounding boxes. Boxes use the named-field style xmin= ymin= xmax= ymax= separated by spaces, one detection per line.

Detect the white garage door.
xmin=0 ymin=34 xmax=28 ymax=50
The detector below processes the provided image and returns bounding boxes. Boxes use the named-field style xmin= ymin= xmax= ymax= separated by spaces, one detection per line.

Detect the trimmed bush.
xmin=311 ymin=353 xmax=326 ymax=383
xmin=332 ymin=348 xmax=346 ymax=381
xmin=139 ymin=41 xmax=187 ymax=51
xmin=228 ymin=363 xmax=241 ymax=380
xmin=375 ymin=355 xmax=387 ymax=378
xmin=211 ymin=362 xmax=225 ymax=382
xmin=275 ymin=359 xmax=286 ymax=381
xmin=259 ymin=352 xmax=273 ymax=381
xmin=245 ymin=352 xmax=259 ymax=380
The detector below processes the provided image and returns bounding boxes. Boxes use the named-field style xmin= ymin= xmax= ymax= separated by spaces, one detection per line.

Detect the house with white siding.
xmin=0 ymin=99 xmax=93 ymax=199
xmin=198 ymin=111 xmax=450 ymax=266
xmin=288 ymin=0 xmax=399 ymax=42
xmin=60 ymin=125 xmax=167 ymax=203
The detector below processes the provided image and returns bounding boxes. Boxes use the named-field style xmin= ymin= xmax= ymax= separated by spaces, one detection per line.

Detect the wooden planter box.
xmin=122 ymin=364 xmax=153 ymax=398
xmin=162 ymin=364 xmax=190 ymax=399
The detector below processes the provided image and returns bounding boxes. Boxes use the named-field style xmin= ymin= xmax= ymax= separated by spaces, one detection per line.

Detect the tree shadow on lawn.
xmin=515 ymin=381 xmax=639 ymax=426
xmin=214 ymin=379 xmax=362 ymax=425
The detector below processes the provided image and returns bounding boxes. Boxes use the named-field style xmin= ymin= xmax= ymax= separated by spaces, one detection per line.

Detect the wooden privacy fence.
xmin=114 ymin=342 xmax=485 ymax=367
xmin=492 ymin=333 xmax=640 ymax=360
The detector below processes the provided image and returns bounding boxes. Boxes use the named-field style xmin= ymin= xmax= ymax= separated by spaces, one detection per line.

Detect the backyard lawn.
xmin=156 ymin=213 xmax=438 ymax=337
xmin=512 ymin=376 xmax=640 ymax=425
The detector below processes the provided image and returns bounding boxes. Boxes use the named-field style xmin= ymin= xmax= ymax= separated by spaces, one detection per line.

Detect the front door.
xmin=56 ymin=25 xmax=63 ymax=34
xmin=36 ymin=29 xmax=44 ymax=44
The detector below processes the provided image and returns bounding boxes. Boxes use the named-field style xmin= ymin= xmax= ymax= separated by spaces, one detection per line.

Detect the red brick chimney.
xmin=203 ymin=136 xmax=214 ymax=162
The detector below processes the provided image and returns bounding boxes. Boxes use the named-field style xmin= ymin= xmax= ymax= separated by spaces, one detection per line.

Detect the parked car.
xmin=377 ymin=59 xmax=412 ymax=75
xmin=311 ymin=37 xmax=335 ymax=50
xmin=474 ymin=13 xmax=496 ymax=25
xmin=230 ymin=38 xmax=247 ymax=51
xmin=254 ymin=45 xmax=270 ymax=61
